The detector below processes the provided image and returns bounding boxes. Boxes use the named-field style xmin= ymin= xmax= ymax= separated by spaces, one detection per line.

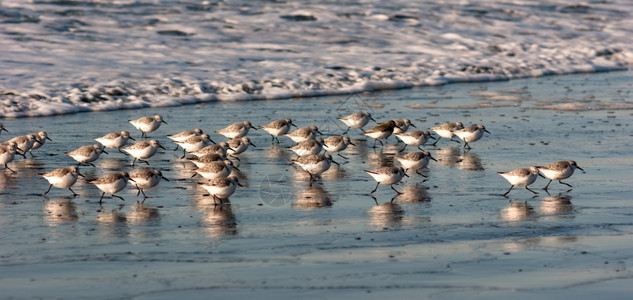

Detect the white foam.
xmin=1 ymin=0 xmax=633 ymax=117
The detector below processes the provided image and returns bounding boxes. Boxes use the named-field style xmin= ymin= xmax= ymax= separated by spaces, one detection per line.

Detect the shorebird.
xmin=430 ymin=122 xmax=464 ymax=146
xmin=40 ymin=166 xmax=84 ymax=197
xmin=338 ymin=112 xmax=375 ymax=133
xmin=536 ymin=160 xmax=584 ymax=191
xmin=452 ymin=124 xmax=490 ymax=149
xmin=498 ymin=166 xmax=543 ymax=196
xmin=260 ymin=118 xmax=296 ymax=143
xmin=129 ymin=115 xmax=167 ymax=138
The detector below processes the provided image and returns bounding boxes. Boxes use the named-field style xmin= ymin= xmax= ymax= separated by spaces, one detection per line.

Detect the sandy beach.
xmin=1 ymin=70 xmax=632 ymax=299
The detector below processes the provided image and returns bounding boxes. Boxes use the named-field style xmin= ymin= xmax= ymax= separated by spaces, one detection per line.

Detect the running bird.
xmin=94 ymin=131 xmax=135 ymax=154
xmin=65 ymin=144 xmax=108 ymax=167
xmin=394 ymin=151 xmax=437 ymax=177
xmin=199 ymin=176 xmax=242 ymax=205
xmin=285 ymin=125 xmax=322 ymax=143
xmin=168 ymin=128 xmax=204 ymax=151
xmin=216 ymin=121 xmax=257 ymax=139
xmin=292 ymin=153 xmax=338 ymax=186
xmin=430 ymin=122 xmax=464 ymax=146
xmin=536 ymin=160 xmax=584 ymax=191
xmin=129 ymin=168 xmax=169 ymax=200
xmin=260 ymin=118 xmax=296 ymax=143
xmin=89 ymin=171 xmax=135 ymax=204
xmin=498 ymin=166 xmax=543 ymax=196
xmin=122 ymin=140 xmax=165 ymax=166
xmin=394 ymin=130 xmax=435 ymax=152
xmin=40 ymin=166 xmax=84 ymax=197
xmin=0 ymin=142 xmax=21 ymax=173
xmin=362 ymin=120 xmax=401 ymax=148
xmin=29 ymin=131 xmax=52 ymax=157
xmin=129 ymin=115 xmax=167 ymax=139
xmin=365 ymin=166 xmax=408 ymax=194
xmin=338 ymin=112 xmax=375 ymax=133
xmin=452 ymin=124 xmax=490 ymax=149
xmin=288 ymin=138 xmax=324 ymax=157
xmin=323 ymin=135 xmax=355 ymax=159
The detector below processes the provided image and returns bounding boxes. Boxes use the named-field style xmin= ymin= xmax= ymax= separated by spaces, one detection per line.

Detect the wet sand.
xmin=1 ymin=71 xmax=632 ymax=299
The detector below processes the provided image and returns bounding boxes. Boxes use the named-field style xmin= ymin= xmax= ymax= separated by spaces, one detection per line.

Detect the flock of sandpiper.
xmin=0 ymin=111 xmax=583 ymax=205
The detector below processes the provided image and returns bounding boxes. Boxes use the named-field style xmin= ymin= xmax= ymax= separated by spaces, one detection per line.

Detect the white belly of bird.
xmin=45 ymin=173 xmax=78 ymax=189
xmin=325 ymin=142 xmax=346 ymax=152
xmin=70 ymin=151 xmax=100 ymax=163
xmin=456 ymin=129 xmax=483 ymax=143
xmin=126 ymin=145 xmax=158 ymax=159
xmin=540 ymin=167 xmax=573 ymax=180
xmin=342 ymin=117 xmax=368 ymax=129
xmin=202 ymin=183 xmax=237 ymax=199
xmin=397 ymin=157 xmax=429 ymax=170
xmin=197 ymin=167 xmax=230 ymax=180
xmin=181 ymin=140 xmax=210 ymax=153
xmin=133 ymin=121 xmax=159 ymax=133
xmin=96 ymin=136 xmax=126 ymax=149
xmin=398 ymin=135 xmax=423 ymax=146
xmin=298 ymin=160 xmax=331 ymax=175
xmin=500 ymin=172 xmax=537 ymax=187
xmin=433 ymin=129 xmax=455 ymax=139
xmin=131 ymin=175 xmax=160 ymax=189
xmin=288 ymin=132 xmax=314 ymax=143
xmin=0 ymin=152 xmax=15 ymax=164
xmin=263 ymin=125 xmax=290 ymax=137
xmin=95 ymin=179 xmax=127 ymax=194
xmin=368 ymin=172 xmax=403 ymax=185
xmin=364 ymin=130 xmax=391 ymax=140
xmin=292 ymin=144 xmax=322 ymax=157
xmin=393 ymin=124 xmax=409 ymax=134
xmin=221 ymin=128 xmax=247 ymax=139
xmin=227 ymin=143 xmax=248 ymax=155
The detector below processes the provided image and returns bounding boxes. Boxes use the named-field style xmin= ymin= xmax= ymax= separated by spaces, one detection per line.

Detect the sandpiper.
xmin=260 ymin=118 xmax=296 ymax=143
xmin=40 ymin=166 xmax=84 ymax=197
xmin=338 ymin=112 xmax=375 ymax=133
xmin=94 ymin=131 xmax=135 ymax=154
xmin=199 ymin=175 xmax=242 ymax=204
xmin=89 ymin=171 xmax=134 ymax=204
xmin=498 ymin=166 xmax=543 ymax=196
xmin=8 ymin=134 xmax=41 ymax=158
xmin=216 ymin=121 xmax=257 ymax=139
xmin=187 ymin=153 xmax=226 ymax=168
xmin=362 ymin=120 xmax=400 ymax=148
xmin=129 ymin=168 xmax=169 ymax=200
xmin=167 ymin=128 xmax=204 ymax=142
xmin=453 ymin=124 xmax=490 ymax=149
xmin=288 ymin=138 xmax=324 ymax=157
xmin=227 ymin=137 xmax=256 ymax=156
xmin=28 ymin=131 xmax=52 ymax=157
xmin=395 ymin=130 xmax=435 ymax=152
xmin=292 ymin=153 xmax=338 ymax=186
xmin=394 ymin=151 xmax=437 ymax=177
xmin=323 ymin=135 xmax=355 ymax=159
xmin=0 ymin=142 xmax=20 ymax=173
xmin=122 ymin=140 xmax=165 ymax=166
xmin=365 ymin=166 xmax=408 ymax=194
xmin=392 ymin=119 xmax=416 ymax=134
xmin=174 ymin=134 xmax=214 ymax=158
xmin=190 ymin=142 xmax=230 ymax=157
xmin=65 ymin=144 xmax=107 ymax=167
xmin=192 ymin=160 xmax=235 ymax=180
xmin=129 ymin=115 xmax=167 ymax=138
xmin=285 ymin=125 xmax=322 ymax=143
xmin=430 ymin=121 xmax=464 ymax=146
xmin=536 ymin=160 xmax=584 ymax=190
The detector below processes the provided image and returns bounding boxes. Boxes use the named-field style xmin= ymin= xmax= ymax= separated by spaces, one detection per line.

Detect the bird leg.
xmin=525 ymin=186 xmax=539 ymax=194
xmin=503 ymin=185 xmax=514 ymax=196
xmin=558 ymin=180 xmax=573 ymax=188
xmin=370 ymin=182 xmax=380 ymax=193
xmin=390 ymin=185 xmax=403 ymax=194
xmin=41 ymin=184 xmax=53 ymax=196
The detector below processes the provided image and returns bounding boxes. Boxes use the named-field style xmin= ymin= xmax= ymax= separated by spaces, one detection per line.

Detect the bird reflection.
xmin=369 ymin=201 xmax=404 ymax=228
xmin=265 ymin=144 xmax=291 ymax=160
xmin=367 ymin=150 xmax=395 ymax=168
xmin=97 ymin=207 xmax=127 ymax=223
xmin=540 ymin=194 xmax=574 ymax=216
xmin=126 ymin=202 xmax=160 ymax=224
xmin=320 ymin=164 xmax=348 ymax=180
xmin=457 ymin=151 xmax=484 ymax=171
xmin=44 ymin=198 xmax=78 ymax=224
xmin=344 ymin=138 xmax=370 ymax=160
xmin=97 ymin=157 xmax=127 ymax=171
xmin=393 ymin=183 xmax=431 ymax=203
xmin=97 ymin=207 xmax=128 ymax=239
xmin=201 ymin=205 xmax=238 ymax=237
xmin=500 ymin=202 xmax=535 ymax=222
xmin=433 ymin=147 xmax=461 ymax=168
xmin=293 ymin=185 xmax=333 ymax=209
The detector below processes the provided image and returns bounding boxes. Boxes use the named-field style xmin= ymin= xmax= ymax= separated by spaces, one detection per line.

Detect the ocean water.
xmin=2 ymin=0 xmax=633 ymax=117
xmin=0 ymin=70 xmax=632 ymax=298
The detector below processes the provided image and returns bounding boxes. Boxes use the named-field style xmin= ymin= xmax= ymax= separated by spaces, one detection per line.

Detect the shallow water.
xmin=1 ymin=71 xmax=632 ymax=298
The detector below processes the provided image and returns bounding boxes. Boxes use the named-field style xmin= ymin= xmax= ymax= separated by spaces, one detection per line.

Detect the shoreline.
xmin=1 ymin=66 xmax=630 ymax=119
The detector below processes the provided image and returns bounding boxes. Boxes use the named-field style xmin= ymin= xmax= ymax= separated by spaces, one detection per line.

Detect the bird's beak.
xmin=291 ymin=123 xmax=298 ymax=127
xmin=403 ymin=172 xmax=410 ymax=177
xmin=410 ymin=123 xmax=417 ymax=128
xmin=430 ymin=156 xmax=438 ymax=162
xmin=102 ymin=149 xmax=109 ymax=154
xmin=162 ymin=176 xmax=170 ymax=182
xmin=129 ymin=136 xmax=136 ymax=141
xmin=158 ymin=143 xmax=166 ymax=150
xmin=369 ymin=116 xmax=376 ymax=122
xmin=484 ymin=129 xmax=491 ymax=134
xmin=249 ymin=141 xmax=256 ymax=147
xmin=577 ymin=166 xmax=585 ymax=173
xmin=237 ymin=181 xmax=244 ymax=187
xmin=429 ymin=135 xmax=436 ymax=140
xmin=162 ymin=120 xmax=168 ymax=124
xmin=349 ymin=141 xmax=356 ymax=146
xmin=332 ymin=159 xmax=340 ymax=166
xmin=77 ymin=172 xmax=85 ymax=178
xmin=46 ymin=136 xmax=53 ymax=141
